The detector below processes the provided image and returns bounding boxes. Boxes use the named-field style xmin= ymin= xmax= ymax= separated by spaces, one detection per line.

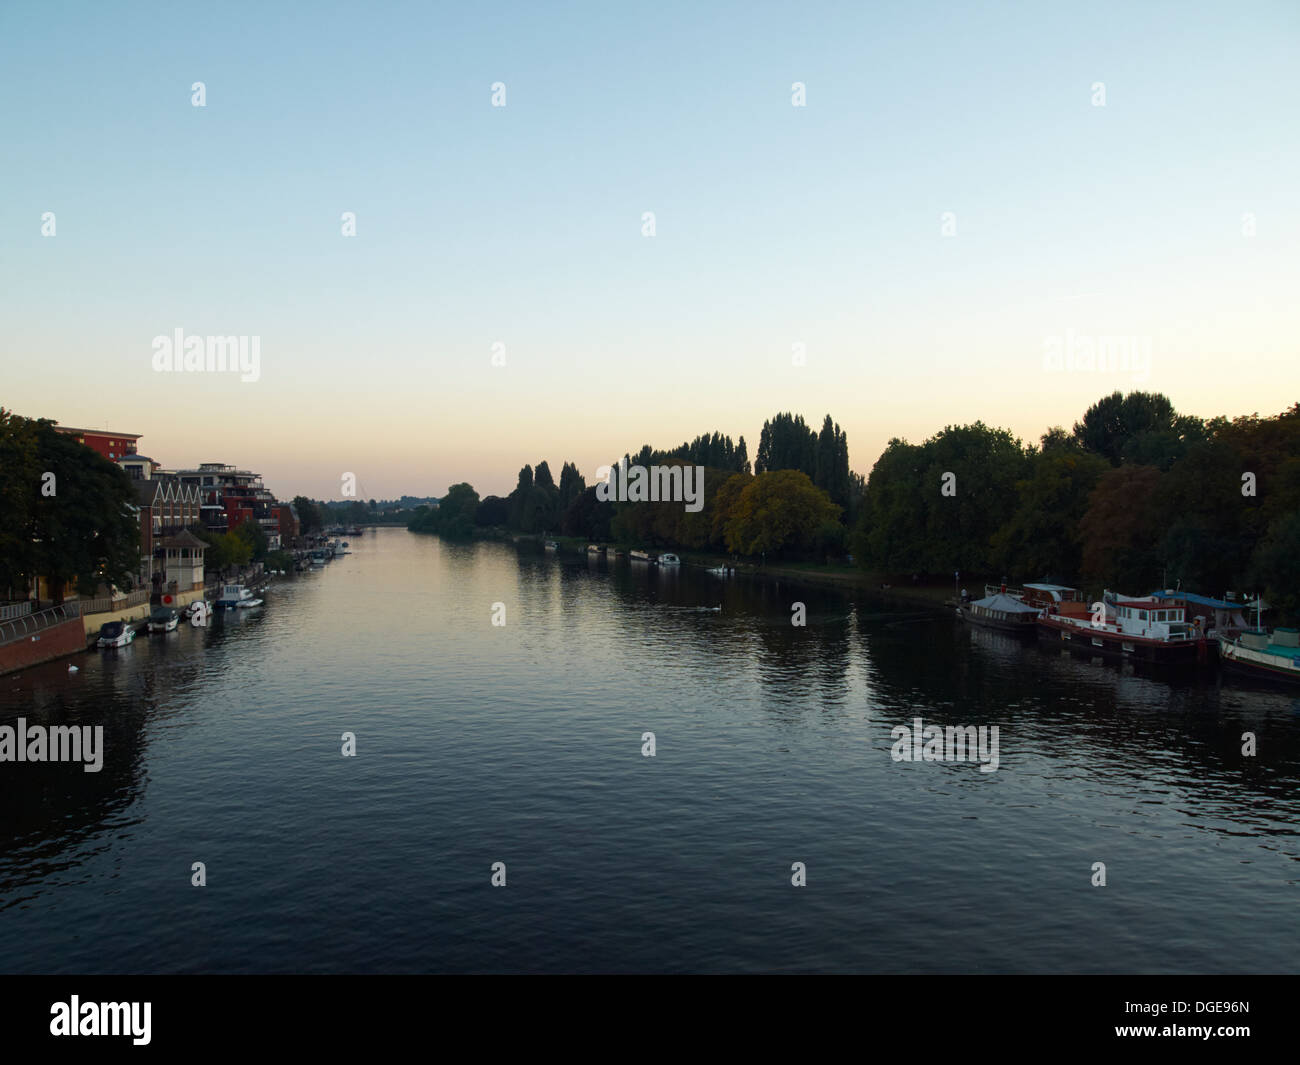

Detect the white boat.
xmin=630 ymin=550 xmax=652 ymax=563
xmin=587 ymin=544 xmax=602 ymax=554
xmin=96 ymin=621 xmax=136 ymax=647
xmin=544 ymin=540 xmax=558 ymax=551
xmin=217 ymin=584 xmax=261 ymax=609
xmin=658 ymin=553 xmax=681 ymax=567
xmin=147 ymin=606 xmax=180 ymax=632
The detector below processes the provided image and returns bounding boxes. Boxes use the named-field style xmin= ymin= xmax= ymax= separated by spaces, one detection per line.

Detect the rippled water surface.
xmin=2 ymin=528 xmax=1297 ymax=973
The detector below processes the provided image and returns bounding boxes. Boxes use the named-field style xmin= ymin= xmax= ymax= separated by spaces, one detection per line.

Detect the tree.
xmin=1078 ymin=465 xmax=1164 ymax=590
xmin=0 ymin=409 xmax=38 ymax=597
xmin=1072 ymin=391 xmax=1199 ymax=468
xmin=991 ymin=449 xmax=1110 ymax=581
xmin=27 ymin=419 xmax=140 ymax=602
xmin=292 ymin=496 xmax=323 ymax=533
xmin=722 ymin=470 xmax=841 ymax=558
xmin=475 ymin=495 xmax=510 ymax=527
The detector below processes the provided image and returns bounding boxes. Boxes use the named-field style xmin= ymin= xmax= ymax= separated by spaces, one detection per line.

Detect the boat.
xmin=957 ymin=586 xmax=1040 ymax=633
xmin=1036 ymin=591 xmax=1207 ymax=663
xmin=544 ymin=540 xmax=558 ymax=552
xmin=658 ymin=553 xmax=681 ymax=567
xmin=309 ymin=550 xmax=328 ymax=566
xmin=217 ymin=584 xmax=262 ymax=609
xmin=630 ymin=550 xmax=652 ymax=563
xmin=587 ymin=544 xmax=602 ymax=554
xmin=1218 ymin=627 xmax=1300 ymax=685
xmin=96 ymin=621 xmax=135 ymax=647
xmin=147 ymin=606 xmax=179 ymax=632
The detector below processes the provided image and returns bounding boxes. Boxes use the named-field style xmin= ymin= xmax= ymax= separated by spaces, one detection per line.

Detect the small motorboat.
xmin=658 ymin=553 xmax=681 ymax=567
xmin=148 ymin=606 xmax=180 ymax=632
xmin=97 ymin=621 xmax=135 ymax=648
xmin=217 ymin=584 xmax=262 ymax=609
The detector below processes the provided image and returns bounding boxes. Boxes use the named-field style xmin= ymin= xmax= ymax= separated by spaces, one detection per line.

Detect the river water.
xmin=1 ymin=527 xmax=1297 ymax=973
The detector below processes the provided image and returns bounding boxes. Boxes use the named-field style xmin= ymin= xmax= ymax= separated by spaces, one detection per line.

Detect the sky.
xmin=2 ymin=1 xmax=1297 ymax=501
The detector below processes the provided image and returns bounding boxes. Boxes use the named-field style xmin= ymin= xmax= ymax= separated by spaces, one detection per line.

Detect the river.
xmin=1 ymin=527 xmax=1297 ymax=973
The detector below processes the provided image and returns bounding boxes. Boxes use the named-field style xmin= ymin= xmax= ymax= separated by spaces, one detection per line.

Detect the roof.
xmin=157 ymin=530 xmax=208 ymax=549
xmin=1151 ymin=590 xmax=1264 ymax=610
xmin=972 ymin=593 xmax=1040 ymax=614
xmin=1023 ymin=583 xmax=1076 ymax=592
xmin=53 ymin=425 xmax=142 ymax=439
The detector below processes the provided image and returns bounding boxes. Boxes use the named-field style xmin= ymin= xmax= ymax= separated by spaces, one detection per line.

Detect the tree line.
xmin=408 ymin=414 xmax=861 ymax=558
xmin=849 ymin=392 xmax=1300 ymax=619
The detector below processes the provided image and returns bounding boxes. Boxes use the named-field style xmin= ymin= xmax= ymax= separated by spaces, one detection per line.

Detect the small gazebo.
xmin=157 ymin=530 xmax=207 ymax=591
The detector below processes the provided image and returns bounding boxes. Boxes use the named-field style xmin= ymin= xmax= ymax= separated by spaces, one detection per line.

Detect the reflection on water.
xmin=1 ymin=529 xmax=1297 ymax=973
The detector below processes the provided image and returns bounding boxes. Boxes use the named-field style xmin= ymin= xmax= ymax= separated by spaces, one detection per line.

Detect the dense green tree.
xmin=474 ymin=495 xmax=510 ymax=527
xmin=1078 ymin=465 xmax=1164 ymax=590
xmin=292 ymin=495 xmax=324 ymax=533
xmin=27 ymin=420 xmax=140 ymax=602
xmin=722 ymin=470 xmax=841 ymax=558
xmin=991 ymin=449 xmax=1110 ymax=581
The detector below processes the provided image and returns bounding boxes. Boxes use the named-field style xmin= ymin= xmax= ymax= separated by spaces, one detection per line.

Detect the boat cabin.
xmin=1110 ymin=596 xmax=1195 ymax=640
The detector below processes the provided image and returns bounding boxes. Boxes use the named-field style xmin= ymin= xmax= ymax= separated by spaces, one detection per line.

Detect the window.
xmin=1139 ymin=611 xmax=1148 ymax=621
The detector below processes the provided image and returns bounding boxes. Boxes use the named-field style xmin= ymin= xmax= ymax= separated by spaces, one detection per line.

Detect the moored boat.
xmin=630 ymin=550 xmax=652 ymax=562
xmin=1036 ymin=591 xmax=1207 ymax=663
xmin=147 ymin=606 xmax=179 ymax=632
xmin=957 ymin=588 xmax=1040 ymax=633
xmin=217 ymin=584 xmax=262 ymax=609
xmin=658 ymin=553 xmax=681 ymax=567
xmin=96 ymin=621 xmax=135 ymax=648
xmin=544 ymin=540 xmax=558 ymax=552
xmin=1218 ymin=627 xmax=1300 ymax=685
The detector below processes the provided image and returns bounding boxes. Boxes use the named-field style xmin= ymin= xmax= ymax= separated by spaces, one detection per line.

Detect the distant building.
xmin=276 ymin=503 xmax=301 ymax=545
xmin=174 ymin=463 xmax=281 ymax=548
xmin=52 ymin=425 xmax=142 ymax=461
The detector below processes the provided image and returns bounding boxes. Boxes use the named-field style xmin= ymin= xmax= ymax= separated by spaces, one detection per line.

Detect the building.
xmin=276 ymin=502 xmax=301 ymax=545
xmin=174 ymin=463 xmax=281 ymax=548
xmin=52 ymin=425 xmax=142 ymax=461
xmin=133 ymin=475 xmax=204 ymax=592
xmin=156 ymin=530 xmax=207 ymax=593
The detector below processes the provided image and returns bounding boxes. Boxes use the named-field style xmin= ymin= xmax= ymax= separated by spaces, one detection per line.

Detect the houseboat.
xmin=1036 ymin=592 xmax=1206 ymax=663
xmin=1217 ymin=626 xmax=1300 ymax=685
xmin=96 ymin=621 xmax=136 ymax=648
xmin=957 ymin=587 xmax=1040 ymax=633
xmin=658 ymin=553 xmax=681 ymax=567
xmin=147 ymin=606 xmax=179 ymax=632
xmin=217 ymin=584 xmax=263 ymax=609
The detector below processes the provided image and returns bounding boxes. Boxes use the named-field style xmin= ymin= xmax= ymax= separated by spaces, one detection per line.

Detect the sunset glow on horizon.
xmin=3 ymin=0 xmax=1296 ymax=500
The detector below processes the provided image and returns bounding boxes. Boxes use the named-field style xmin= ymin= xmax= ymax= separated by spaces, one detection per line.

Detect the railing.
xmin=0 ymin=602 xmax=82 ymax=646
xmin=76 ymin=589 xmax=151 ymax=615
xmin=0 ymin=601 xmax=33 ymax=621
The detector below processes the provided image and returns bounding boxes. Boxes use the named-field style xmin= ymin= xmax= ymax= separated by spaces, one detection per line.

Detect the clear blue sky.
xmin=2 ymin=1 xmax=1296 ymax=499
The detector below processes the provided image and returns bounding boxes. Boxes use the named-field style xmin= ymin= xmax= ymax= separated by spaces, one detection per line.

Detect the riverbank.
xmin=488 ymin=531 xmax=961 ymax=613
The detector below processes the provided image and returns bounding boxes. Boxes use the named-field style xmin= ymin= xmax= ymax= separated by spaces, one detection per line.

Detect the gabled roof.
xmin=972 ymin=593 xmax=1040 ymax=614
xmin=158 ymin=530 xmax=208 ymax=550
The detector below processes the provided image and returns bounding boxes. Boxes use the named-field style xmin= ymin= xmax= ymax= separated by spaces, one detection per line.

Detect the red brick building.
xmin=52 ymin=425 xmax=142 ymax=461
